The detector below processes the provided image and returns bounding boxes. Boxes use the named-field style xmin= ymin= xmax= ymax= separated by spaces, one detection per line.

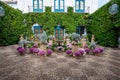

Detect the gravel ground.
xmin=0 ymin=45 xmax=120 ymax=80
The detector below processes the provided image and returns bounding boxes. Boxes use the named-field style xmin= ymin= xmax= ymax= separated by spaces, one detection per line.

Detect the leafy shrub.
xmin=0 ymin=1 xmax=24 ymax=46
xmin=90 ymin=0 xmax=120 ymax=47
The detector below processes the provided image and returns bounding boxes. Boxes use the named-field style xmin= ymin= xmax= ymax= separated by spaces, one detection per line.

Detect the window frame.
xmin=54 ymin=0 xmax=65 ymax=12
xmin=75 ymin=0 xmax=85 ymax=13
xmin=33 ymin=0 xmax=43 ymax=12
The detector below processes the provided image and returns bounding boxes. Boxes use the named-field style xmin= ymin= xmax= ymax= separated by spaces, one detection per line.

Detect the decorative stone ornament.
xmin=109 ymin=4 xmax=119 ymax=15
xmin=0 ymin=6 xmax=5 ymax=17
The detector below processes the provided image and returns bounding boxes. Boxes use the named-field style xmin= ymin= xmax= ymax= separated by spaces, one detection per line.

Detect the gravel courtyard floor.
xmin=0 ymin=45 xmax=120 ymax=80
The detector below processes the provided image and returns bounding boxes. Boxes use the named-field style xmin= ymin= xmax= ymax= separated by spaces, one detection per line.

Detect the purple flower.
xmin=46 ymin=49 xmax=53 ymax=55
xmin=29 ymin=48 xmax=34 ymax=53
xmin=78 ymin=50 xmax=84 ymax=55
xmin=33 ymin=48 xmax=39 ymax=53
xmin=66 ymin=49 xmax=72 ymax=55
xmin=99 ymin=48 xmax=103 ymax=53
xmin=85 ymin=48 xmax=90 ymax=53
xmin=93 ymin=49 xmax=98 ymax=53
xmin=17 ymin=47 xmax=22 ymax=50
xmin=93 ymin=48 xmax=100 ymax=54
xmin=17 ymin=47 xmax=25 ymax=54
xmin=75 ymin=51 xmax=81 ymax=57
xmin=38 ymin=50 xmax=45 ymax=56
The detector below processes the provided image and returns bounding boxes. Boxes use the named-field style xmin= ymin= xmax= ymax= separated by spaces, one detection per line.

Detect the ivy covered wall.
xmin=1 ymin=0 xmax=120 ymax=47
xmin=23 ymin=7 xmax=88 ymax=36
xmin=0 ymin=1 xmax=25 ymax=46
xmin=0 ymin=1 xmax=88 ymax=46
xmin=89 ymin=0 xmax=120 ymax=47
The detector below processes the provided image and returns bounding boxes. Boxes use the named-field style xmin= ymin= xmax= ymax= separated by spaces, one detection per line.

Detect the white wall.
xmin=6 ymin=0 xmax=98 ymax=14
xmin=18 ymin=0 xmax=32 ymax=13
xmin=8 ymin=3 xmax=17 ymax=9
xmin=89 ymin=0 xmax=98 ymax=14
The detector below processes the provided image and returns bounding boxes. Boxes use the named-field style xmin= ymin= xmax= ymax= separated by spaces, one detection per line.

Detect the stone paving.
xmin=0 ymin=45 xmax=120 ymax=80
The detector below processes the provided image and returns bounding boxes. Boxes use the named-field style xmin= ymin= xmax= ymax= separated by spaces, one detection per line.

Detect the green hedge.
xmin=0 ymin=1 xmax=25 ymax=46
xmin=90 ymin=0 xmax=120 ymax=47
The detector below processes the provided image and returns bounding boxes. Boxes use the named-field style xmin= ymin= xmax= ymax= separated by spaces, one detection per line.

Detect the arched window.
xmin=75 ymin=0 xmax=85 ymax=12
xmin=33 ymin=0 xmax=43 ymax=12
xmin=54 ymin=0 xmax=65 ymax=12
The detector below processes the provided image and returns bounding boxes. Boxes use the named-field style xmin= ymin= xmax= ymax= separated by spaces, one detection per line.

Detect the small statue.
xmin=18 ymin=35 xmax=28 ymax=50
xmin=81 ymin=37 xmax=87 ymax=48
xmin=19 ymin=35 xmax=25 ymax=48
xmin=90 ymin=35 xmax=97 ymax=50
xmin=38 ymin=29 xmax=47 ymax=44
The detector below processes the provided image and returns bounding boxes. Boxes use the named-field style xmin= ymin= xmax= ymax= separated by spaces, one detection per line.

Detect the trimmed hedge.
xmin=0 ymin=1 xmax=25 ymax=46
xmin=89 ymin=0 xmax=120 ymax=47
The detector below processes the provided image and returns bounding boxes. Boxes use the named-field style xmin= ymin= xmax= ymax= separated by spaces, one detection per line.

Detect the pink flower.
xmin=67 ymin=43 xmax=72 ymax=48
xmin=85 ymin=48 xmax=90 ymax=54
xmin=29 ymin=48 xmax=34 ymax=53
xmin=75 ymin=50 xmax=84 ymax=57
xmin=99 ymin=48 xmax=103 ymax=53
xmin=78 ymin=50 xmax=84 ymax=55
xmin=66 ymin=49 xmax=72 ymax=55
xmin=93 ymin=48 xmax=102 ymax=54
xmin=38 ymin=50 xmax=45 ymax=56
xmin=17 ymin=47 xmax=22 ymax=50
xmin=84 ymin=44 xmax=88 ymax=48
xmin=46 ymin=49 xmax=53 ymax=56
xmin=17 ymin=47 xmax=25 ymax=54
xmin=33 ymin=48 xmax=39 ymax=53
xmin=75 ymin=51 xmax=81 ymax=57
xmin=48 ymin=42 xmax=52 ymax=46
xmin=33 ymin=43 xmax=38 ymax=48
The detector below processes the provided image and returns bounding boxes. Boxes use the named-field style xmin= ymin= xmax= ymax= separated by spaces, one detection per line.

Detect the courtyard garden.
xmin=0 ymin=0 xmax=120 ymax=80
